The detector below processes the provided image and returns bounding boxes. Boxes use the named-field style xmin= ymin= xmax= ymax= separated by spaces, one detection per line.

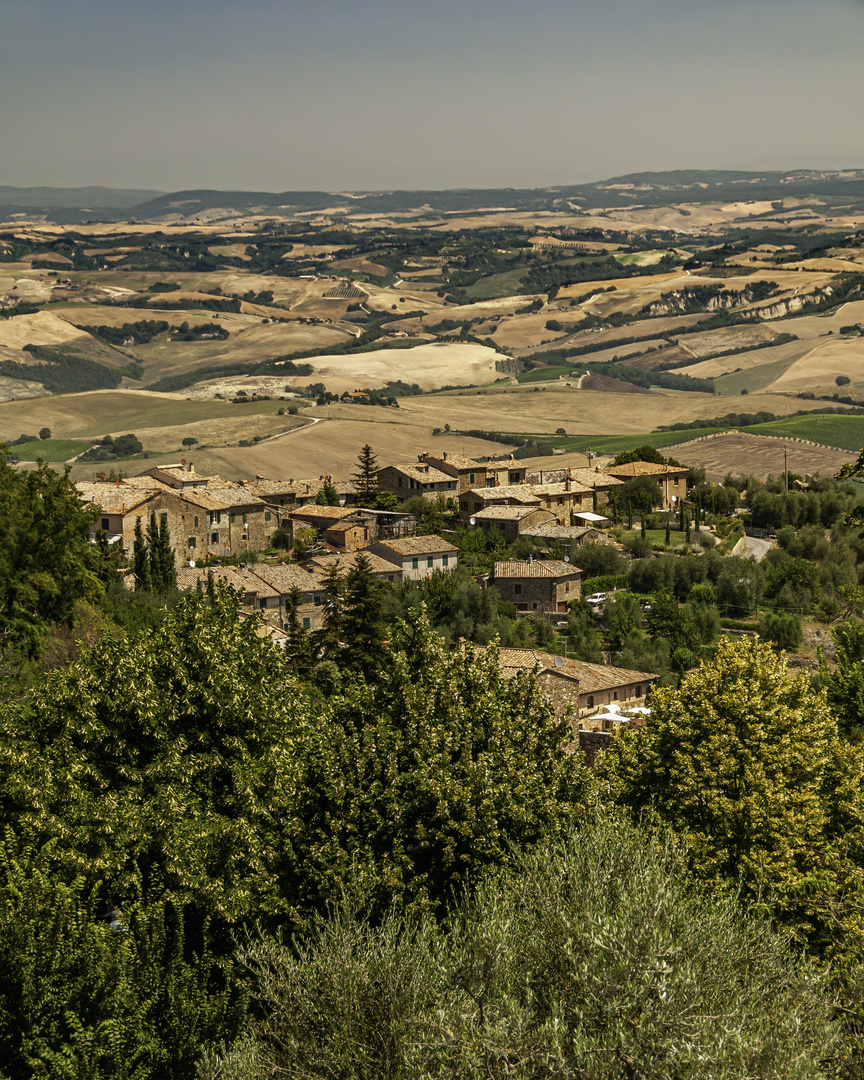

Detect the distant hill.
xmin=3 ymin=169 xmax=864 ymax=224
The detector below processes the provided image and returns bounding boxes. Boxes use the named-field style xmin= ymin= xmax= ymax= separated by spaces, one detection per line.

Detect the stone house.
xmin=249 ymin=562 xmax=327 ymax=631
xmin=306 ymin=549 xmax=407 ymax=584
xmin=520 ymin=522 xmax=614 ymax=547
xmin=417 ymin=452 xmax=486 ymax=493
xmin=175 ymin=565 xmax=281 ymax=625
xmin=471 ymin=506 xmax=557 ymax=544
xmin=488 ymin=559 xmax=582 ymax=614
xmin=603 ymin=460 xmax=689 ymax=510
xmin=484 ymin=455 xmax=528 ymax=487
xmin=168 ymin=485 xmax=276 ymax=562
xmin=459 ymin=485 xmax=541 ymax=525
xmin=76 ymin=482 xmax=162 ymax=551
xmin=529 ymin=480 xmax=594 ymax=525
xmin=378 ymin=463 xmax=458 ymax=501
xmin=370 ymin=534 xmax=459 ymax=581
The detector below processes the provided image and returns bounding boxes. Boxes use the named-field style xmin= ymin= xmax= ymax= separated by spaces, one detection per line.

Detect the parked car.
xmin=586 ymin=592 xmax=608 ymax=605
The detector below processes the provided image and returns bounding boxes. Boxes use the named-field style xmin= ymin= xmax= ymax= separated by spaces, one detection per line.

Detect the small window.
xmin=160 ymin=512 xmax=167 ymax=524
xmin=243 ymin=512 xmax=248 ymax=524
xmin=514 ymin=583 xmax=522 ymax=595
xmin=565 ymin=582 xmax=570 ymax=591
xmin=412 ymin=558 xmax=418 ymax=569
xmin=231 ymin=513 xmax=236 ymax=523
xmin=265 ymin=510 xmax=271 ymax=522
xmin=259 ymin=598 xmax=267 ymax=609
xmin=613 ymin=691 xmax=619 ymax=700
xmin=302 ymin=617 xmax=311 ymax=629
xmin=101 ymin=517 xmax=110 ymax=531
xmin=469 ymin=472 xmax=475 ymax=484
xmin=211 ymin=532 xmax=219 ymax=544
xmin=427 ymin=557 xmax=434 ymax=568
xmin=314 ymin=594 xmax=322 ymax=606
xmin=188 ymin=537 xmax=196 ymax=549
xmin=586 ymin=695 xmax=594 ymax=708
xmin=443 ymin=555 xmax=449 ymax=567
xmin=194 ymin=515 xmax=199 ymax=527
xmin=532 ymin=602 xmax=538 ymax=610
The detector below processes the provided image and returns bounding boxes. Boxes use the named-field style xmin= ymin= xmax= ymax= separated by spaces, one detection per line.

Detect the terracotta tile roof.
xmin=473 ymin=506 xmax=553 ymax=521
xmin=465 ymin=485 xmax=540 ymax=504
xmin=530 ymin=481 xmax=592 ymax=497
xmin=384 ymin=463 xmax=456 ymax=484
xmin=604 ymin=461 xmax=687 ymax=478
xmin=520 ymin=524 xmax=602 ymax=539
xmin=75 ymin=482 xmax=158 ymax=514
xmin=251 ymin=563 xmax=321 ymax=593
xmin=307 ymin=551 xmax=401 ymax=577
xmin=423 ymin=453 xmax=483 ymax=471
xmin=289 ymin=505 xmax=359 ymax=521
xmin=565 ymin=468 xmax=624 ymax=489
xmin=490 ymin=648 xmax=658 ymax=693
xmin=493 ymin=559 xmax=581 ymax=579
xmin=176 ymin=565 xmax=279 ymax=597
xmin=376 ymin=534 xmax=458 ymax=556
xmin=173 ymin=486 xmax=266 ymax=512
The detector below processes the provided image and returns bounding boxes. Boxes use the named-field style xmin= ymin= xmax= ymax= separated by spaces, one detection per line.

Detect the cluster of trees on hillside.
xmin=79 ymin=433 xmax=144 ymax=462
xmin=76 ymin=319 xmax=170 ymax=345
xmin=0 ymin=347 xmax=122 ymax=394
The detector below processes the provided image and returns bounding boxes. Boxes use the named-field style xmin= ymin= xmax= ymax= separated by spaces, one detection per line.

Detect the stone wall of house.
xmin=577 ymin=729 xmax=611 ymax=767
xmin=537 ymin=671 xmax=582 ymax=717
xmin=495 ymin=574 xmax=580 ymax=613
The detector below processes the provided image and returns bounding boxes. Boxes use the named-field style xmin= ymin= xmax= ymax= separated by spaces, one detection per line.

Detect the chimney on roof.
xmin=565 ymin=477 xmax=571 ymax=492
xmin=443 ymin=451 xmax=448 ymax=460
xmin=189 ymin=463 xmax=195 ymax=474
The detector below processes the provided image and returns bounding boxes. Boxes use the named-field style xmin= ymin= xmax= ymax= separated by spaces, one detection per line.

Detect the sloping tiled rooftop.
xmin=307 ymin=551 xmax=402 ymax=577
xmin=474 ymin=506 xmax=554 ymax=521
xmin=76 ymin=482 xmax=158 ymax=513
xmin=492 ymin=648 xmax=657 ymax=693
xmin=565 ymin=468 xmax=625 ymax=489
xmin=493 ymin=559 xmax=581 ymax=579
xmin=605 ymin=461 xmax=687 ymax=478
xmin=466 ymin=485 xmax=540 ymax=504
xmin=289 ymin=505 xmax=359 ymax=521
xmin=423 ymin=453 xmax=483 ymax=471
xmin=386 ymin=463 xmax=456 ymax=484
xmin=252 ymin=563 xmax=321 ymax=593
xmin=377 ymin=534 xmax=458 ymax=556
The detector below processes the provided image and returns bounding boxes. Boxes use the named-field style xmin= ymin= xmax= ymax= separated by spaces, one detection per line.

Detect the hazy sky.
xmin=2 ymin=0 xmax=863 ymax=191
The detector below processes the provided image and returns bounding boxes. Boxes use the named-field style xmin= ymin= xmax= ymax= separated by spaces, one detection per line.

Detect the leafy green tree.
xmin=244 ymin=816 xmax=836 ymax=1080
xmin=0 ymin=583 xmax=306 ymax=925
xmin=564 ymin=599 xmax=604 ymax=662
xmin=0 ymin=461 xmax=104 ymax=655
xmin=38 ymin=427 xmax=51 ymax=441
xmin=758 ymin=609 xmax=802 ymax=650
xmin=0 ymin=833 xmax=246 ymax=1080
xmin=284 ymin=610 xmax=592 ymax=922
xmin=821 ymin=620 xmax=864 ymax=740
xmin=599 ymin=635 xmax=864 ymax=923
xmin=604 ymin=592 xmax=641 ymax=650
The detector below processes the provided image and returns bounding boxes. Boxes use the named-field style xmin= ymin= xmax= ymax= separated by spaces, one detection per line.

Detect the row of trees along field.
xmin=9 ymin=458 xmax=864 ymax=1075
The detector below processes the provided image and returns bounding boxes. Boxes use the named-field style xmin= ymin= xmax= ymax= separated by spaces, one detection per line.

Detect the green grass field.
xmin=741 ymin=413 xmax=864 ymax=451
xmin=3 ymin=439 xmax=90 ymax=461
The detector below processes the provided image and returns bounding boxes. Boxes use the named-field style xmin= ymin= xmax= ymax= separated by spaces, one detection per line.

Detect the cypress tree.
xmin=133 ymin=516 xmax=151 ymax=592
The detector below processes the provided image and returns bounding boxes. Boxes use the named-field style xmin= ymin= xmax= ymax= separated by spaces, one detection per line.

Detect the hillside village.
xmin=75 ymin=448 xmax=689 ymax=749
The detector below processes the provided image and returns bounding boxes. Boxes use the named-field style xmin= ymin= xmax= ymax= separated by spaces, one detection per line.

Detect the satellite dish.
xmin=189 ymin=560 xmax=196 ymax=568
xmin=563 ymin=555 xmax=570 ymax=562
xmin=554 ymin=655 xmax=564 ymax=668
xmin=246 ymin=561 xmax=253 ymax=570
xmin=469 ymin=517 xmax=476 ymax=526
